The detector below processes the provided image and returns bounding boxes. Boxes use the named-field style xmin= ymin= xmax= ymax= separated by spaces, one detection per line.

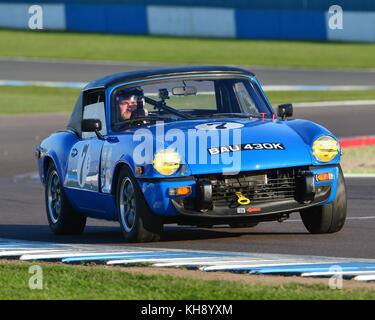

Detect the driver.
xmin=117 ymin=88 xmax=147 ymax=121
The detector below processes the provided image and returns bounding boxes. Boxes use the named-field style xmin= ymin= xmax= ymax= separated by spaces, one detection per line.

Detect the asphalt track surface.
xmin=1 ymin=58 xmax=375 ymax=260
xmin=0 ymin=172 xmax=374 ymax=259
xmin=1 ymin=57 xmax=375 ymax=86
xmin=0 ymin=110 xmax=375 ymax=259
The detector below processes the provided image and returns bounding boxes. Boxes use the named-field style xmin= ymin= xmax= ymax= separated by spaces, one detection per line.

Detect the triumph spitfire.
xmin=36 ymin=66 xmax=346 ymax=242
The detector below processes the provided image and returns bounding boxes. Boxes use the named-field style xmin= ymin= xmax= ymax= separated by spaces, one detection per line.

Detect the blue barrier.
xmin=65 ymin=4 xmax=148 ymax=34
xmin=280 ymin=10 xmax=326 ymax=40
xmin=236 ymin=10 xmax=281 ymax=39
xmin=0 ymin=1 xmax=374 ymax=42
xmin=65 ymin=5 xmax=106 ymax=33
xmin=2 ymin=0 xmax=375 ymax=11
xmin=236 ymin=9 xmax=326 ymax=40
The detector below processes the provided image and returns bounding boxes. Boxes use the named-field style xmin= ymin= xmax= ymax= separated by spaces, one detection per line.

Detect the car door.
xmin=64 ymin=90 xmax=107 ymax=211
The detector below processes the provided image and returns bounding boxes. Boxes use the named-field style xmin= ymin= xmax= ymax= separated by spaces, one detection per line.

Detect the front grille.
xmin=207 ymin=168 xmax=297 ymax=206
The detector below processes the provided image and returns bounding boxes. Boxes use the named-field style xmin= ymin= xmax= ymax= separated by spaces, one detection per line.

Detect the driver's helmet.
xmin=116 ymin=87 xmax=146 ymax=120
xmin=116 ymin=87 xmax=144 ymax=106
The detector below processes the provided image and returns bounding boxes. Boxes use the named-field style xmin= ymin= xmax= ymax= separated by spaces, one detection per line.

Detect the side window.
xmin=82 ymin=90 xmax=107 ymax=139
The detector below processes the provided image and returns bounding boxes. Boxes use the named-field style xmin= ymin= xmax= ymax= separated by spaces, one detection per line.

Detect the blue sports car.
xmin=36 ymin=66 xmax=346 ymax=242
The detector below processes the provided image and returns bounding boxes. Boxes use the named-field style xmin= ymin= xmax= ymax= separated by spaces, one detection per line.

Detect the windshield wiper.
xmin=193 ymin=113 xmax=262 ymax=119
xmin=214 ymin=113 xmax=253 ymax=118
xmin=144 ymin=96 xmax=192 ymax=120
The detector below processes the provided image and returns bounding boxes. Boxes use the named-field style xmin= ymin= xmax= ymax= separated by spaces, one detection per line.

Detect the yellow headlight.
xmin=153 ymin=149 xmax=180 ymax=175
xmin=312 ymin=136 xmax=339 ymax=162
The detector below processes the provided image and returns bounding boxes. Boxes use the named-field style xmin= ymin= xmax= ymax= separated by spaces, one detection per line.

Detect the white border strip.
xmin=20 ymin=250 xmax=144 ymax=260
xmin=0 ymin=249 xmax=66 ymax=257
xmin=302 ymin=270 xmax=375 ymax=277
xmin=264 ymin=85 xmax=375 ymax=91
xmin=344 ymin=174 xmax=375 ymax=178
xmin=200 ymin=261 xmax=341 ymax=272
xmin=107 ymin=257 xmax=248 ymax=265
xmin=355 ymin=275 xmax=375 ymax=281
xmin=292 ymin=100 xmax=375 ymax=108
xmin=0 ymin=80 xmax=87 ymax=88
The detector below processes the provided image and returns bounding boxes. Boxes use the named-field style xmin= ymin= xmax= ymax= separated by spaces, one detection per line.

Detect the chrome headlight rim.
xmin=153 ymin=148 xmax=181 ymax=176
xmin=312 ymin=135 xmax=339 ymax=162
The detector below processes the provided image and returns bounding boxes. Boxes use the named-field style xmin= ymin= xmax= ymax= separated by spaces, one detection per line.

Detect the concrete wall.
xmin=0 ymin=1 xmax=374 ymax=42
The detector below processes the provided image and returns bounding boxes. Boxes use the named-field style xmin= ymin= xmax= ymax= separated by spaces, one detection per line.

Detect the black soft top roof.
xmin=68 ymin=66 xmax=255 ymax=137
xmin=83 ymin=65 xmax=255 ymax=91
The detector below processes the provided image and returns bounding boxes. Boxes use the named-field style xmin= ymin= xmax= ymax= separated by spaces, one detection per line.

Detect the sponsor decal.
xmin=247 ymin=208 xmax=261 ymax=213
xmin=236 ymin=207 xmax=262 ymax=213
xmin=208 ymin=143 xmax=285 ymax=155
xmin=195 ymin=122 xmax=244 ymax=130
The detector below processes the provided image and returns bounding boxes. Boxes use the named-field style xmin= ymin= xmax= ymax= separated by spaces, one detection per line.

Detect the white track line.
xmin=20 ymin=250 xmax=146 ymax=260
xmin=265 ymin=86 xmax=375 ymax=91
xmin=200 ymin=261 xmax=342 ymax=272
xmin=154 ymin=259 xmax=306 ymax=268
xmin=151 ymin=257 xmax=282 ymax=267
xmin=302 ymin=270 xmax=375 ymax=277
xmin=0 ymin=250 xmax=66 ymax=257
xmin=344 ymin=174 xmax=375 ymax=178
xmin=354 ymin=275 xmax=375 ymax=281
xmin=0 ymin=56 xmax=173 ymax=67
xmin=292 ymin=100 xmax=375 ymax=108
xmin=107 ymin=257 xmax=245 ymax=265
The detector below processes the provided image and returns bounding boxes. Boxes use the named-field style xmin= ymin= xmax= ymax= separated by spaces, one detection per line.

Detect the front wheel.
xmin=116 ymin=166 xmax=162 ymax=242
xmin=300 ymin=166 xmax=347 ymax=234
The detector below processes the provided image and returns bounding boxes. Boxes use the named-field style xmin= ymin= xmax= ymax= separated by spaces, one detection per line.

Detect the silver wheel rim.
xmin=119 ymin=177 xmax=136 ymax=233
xmin=47 ymin=170 xmax=61 ymax=224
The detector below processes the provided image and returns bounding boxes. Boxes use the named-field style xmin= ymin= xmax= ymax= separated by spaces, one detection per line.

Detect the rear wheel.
xmin=116 ymin=166 xmax=162 ymax=242
xmin=45 ymin=163 xmax=86 ymax=235
xmin=300 ymin=166 xmax=347 ymax=234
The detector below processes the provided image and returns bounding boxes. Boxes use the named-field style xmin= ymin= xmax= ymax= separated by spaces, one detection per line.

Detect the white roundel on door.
xmin=195 ymin=122 xmax=244 ymax=130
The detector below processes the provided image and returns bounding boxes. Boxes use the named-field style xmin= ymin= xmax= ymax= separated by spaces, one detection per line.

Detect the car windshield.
xmin=112 ymin=77 xmax=272 ymax=130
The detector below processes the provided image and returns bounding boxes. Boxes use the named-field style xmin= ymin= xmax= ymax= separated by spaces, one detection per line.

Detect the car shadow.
xmin=160 ymin=224 xmax=309 ymax=242
xmin=0 ymin=225 xmax=123 ymax=245
xmin=0 ymin=224 xmax=309 ymax=246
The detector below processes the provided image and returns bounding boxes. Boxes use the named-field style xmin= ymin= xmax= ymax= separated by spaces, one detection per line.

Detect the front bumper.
xmin=138 ymin=165 xmax=339 ymax=221
xmin=171 ymin=185 xmax=331 ymax=218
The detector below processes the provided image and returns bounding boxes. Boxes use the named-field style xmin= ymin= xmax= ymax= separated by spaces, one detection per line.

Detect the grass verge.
xmin=341 ymin=145 xmax=375 ymax=174
xmin=267 ymin=90 xmax=375 ymax=105
xmin=0 ymin=86 xmax=80 ymax=114
xmin=1 ymin=85 xmax=375 ymax=115
xmin=2 ymin=29 xmax=375 ymax=68
xmin=1 ymin=261 xmax=375 ymax=300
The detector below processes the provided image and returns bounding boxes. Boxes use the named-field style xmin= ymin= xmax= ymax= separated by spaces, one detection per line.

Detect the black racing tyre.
xmin=300 ymin=166 xmax=347 ymax=234
xmin=116 ymin=166 xmax=163 ymax=243
xmin=45 ymin=163 xmax=86 ymax=235
xmin=229 ymin=222 xmax=259 ymax=228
